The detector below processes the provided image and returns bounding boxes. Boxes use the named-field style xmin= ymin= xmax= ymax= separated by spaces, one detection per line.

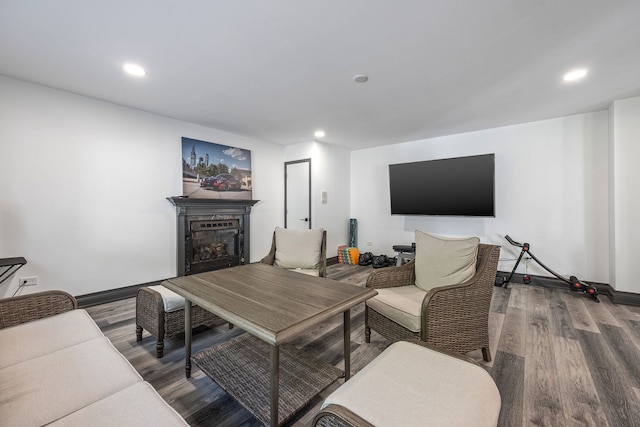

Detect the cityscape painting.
xmin=181 ymin=137 xmax=252 ymax=200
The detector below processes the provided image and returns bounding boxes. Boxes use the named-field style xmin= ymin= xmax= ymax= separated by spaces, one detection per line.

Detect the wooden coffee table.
xmin=162 ymin=263 xmax=377 ymax=426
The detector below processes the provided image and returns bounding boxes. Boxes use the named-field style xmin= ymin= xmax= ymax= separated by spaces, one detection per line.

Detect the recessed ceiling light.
xmin=353 ymin=74 xmax=369 ymax=83
xmin=314 ymin=130 xmax=325 ymax=138
xmin=123 ymin=63 xmax=147 ymax=77
xmin=563 ymin=68 xmax=587 ymax=82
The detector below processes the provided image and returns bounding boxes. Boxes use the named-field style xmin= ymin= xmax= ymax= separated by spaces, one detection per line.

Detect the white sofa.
xmin=0 ymin=290 xmax=188 ymax=427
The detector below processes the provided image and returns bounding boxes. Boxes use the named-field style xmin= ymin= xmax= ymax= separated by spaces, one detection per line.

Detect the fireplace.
xmin=188 ymin=219 xmax=240 ymax=274
xmin=168 ymin=197 xmax=259 ymax=276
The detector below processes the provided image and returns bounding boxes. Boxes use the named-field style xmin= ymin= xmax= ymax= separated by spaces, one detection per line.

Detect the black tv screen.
xmin=389 ymin=154 xmax=495 ymax=217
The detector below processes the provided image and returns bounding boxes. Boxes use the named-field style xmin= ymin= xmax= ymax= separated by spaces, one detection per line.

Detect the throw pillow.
xmin=414 ymin=230 xmax=479 ymax=292
xmin=274 ymin=227 xmax=324 ymax=270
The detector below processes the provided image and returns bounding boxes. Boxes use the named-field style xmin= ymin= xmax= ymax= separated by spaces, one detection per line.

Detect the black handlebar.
xmin=504 ymin=235 xmax=522 ymax=247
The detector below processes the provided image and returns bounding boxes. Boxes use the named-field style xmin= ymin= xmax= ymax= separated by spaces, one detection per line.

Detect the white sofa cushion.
xmin=414 ymin=230 xmax=479 ymax=292
xmin=365 ymin=285 xmax=426 ymax=332
xmin=322 ymin=341 xmax=501 ymax=427
xmin=47 ymin=382 xmax=189 ymax=427
xmin=147 ymin=285 xmax=186 ymax=312
xmin=0 ymin=337 xmax=142 ymax=427
xmin=274 ymin=226 xmax=323 ymax=270
xmin=0 ymin=309 xmax=104 ymax=369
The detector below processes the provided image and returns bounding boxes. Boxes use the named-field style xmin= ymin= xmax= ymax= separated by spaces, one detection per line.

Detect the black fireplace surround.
xmin=168 ymin=197 xmax=259 ymax=276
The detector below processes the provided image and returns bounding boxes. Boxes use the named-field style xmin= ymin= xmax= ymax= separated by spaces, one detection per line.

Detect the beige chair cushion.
xmin=322 ymin=341 xmax=501 ymax=427
xmin=0 ymin=309 xmax=104 ymax=369
xmin=287 ymin=268 xmax=321 ymax=277
xmin=148 ymin=285 xmax=186 ymax=312
xmin=366 ymin=285 xmax=426 ymax=332
xmin=274 ymin=226 xmax=323 ymax=270
xmin=414 ymin=230 xmax=479 ymax=292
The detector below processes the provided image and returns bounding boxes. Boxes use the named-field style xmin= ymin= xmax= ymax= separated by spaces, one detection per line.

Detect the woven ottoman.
xmin=135 ymin=285 xmax=230 ymax=358
xmin=313 ymin=340 xmax=501 ymax=427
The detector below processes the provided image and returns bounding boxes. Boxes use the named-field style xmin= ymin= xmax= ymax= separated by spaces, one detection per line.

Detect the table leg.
xmin=344 ymin=309 xmax=351 ymax=381
xmin=185 ymin=300 xmax=192 ymax=378
xmin=270 ymin=344 xmax=280 ymax=426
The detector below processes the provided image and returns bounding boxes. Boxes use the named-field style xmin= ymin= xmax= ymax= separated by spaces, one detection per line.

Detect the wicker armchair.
xmin=0 ymin=290 xmax=77 ymax=329
xmin=136 ymin=286 xmax=229 ymax=358
xmin=365 ymin=243 xmax=500 ymax=362
xmin=260 ymin=227 xmax=327 ymax=277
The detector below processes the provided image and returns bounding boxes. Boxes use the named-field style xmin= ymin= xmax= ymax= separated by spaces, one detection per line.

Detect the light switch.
xmin=321 ymin=190 xmax=327 ymax=204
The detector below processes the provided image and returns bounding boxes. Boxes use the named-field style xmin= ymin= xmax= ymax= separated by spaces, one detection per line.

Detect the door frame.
xmin=284 ymin=158 xmax=312 ymax=229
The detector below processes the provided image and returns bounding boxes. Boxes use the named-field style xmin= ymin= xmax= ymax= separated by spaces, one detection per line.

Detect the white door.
xmin=285 ymin=159 xmax=311 ymax=229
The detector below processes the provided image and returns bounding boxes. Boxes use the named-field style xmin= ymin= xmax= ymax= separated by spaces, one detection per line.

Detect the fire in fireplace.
xmin=186 ymin=219 xmax=241 ymax=275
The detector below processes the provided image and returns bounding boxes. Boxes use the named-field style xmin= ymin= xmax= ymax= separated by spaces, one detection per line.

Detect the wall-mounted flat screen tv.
xmin=389 ymin=153 xmax=495 ymax=217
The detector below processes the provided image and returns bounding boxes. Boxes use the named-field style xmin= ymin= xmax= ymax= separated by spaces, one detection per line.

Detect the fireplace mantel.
xmin=167 ymin=197 xmax=259 ymax=276
xmin=168 ymin=196 xmax=259 ymax=211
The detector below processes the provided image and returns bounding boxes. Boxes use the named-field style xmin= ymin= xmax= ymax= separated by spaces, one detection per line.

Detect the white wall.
xmin=285 ymin=141 xmax=351 ymax=257
xmin=350 ymin=112 xmax=610 ymax=284
xmin=1 ymin=74 xmax=632 ymax=296
xmin=609 ymin=97 xmax=640 ymax=293
xmin=0 ymin=76 xmax=284 ymax=298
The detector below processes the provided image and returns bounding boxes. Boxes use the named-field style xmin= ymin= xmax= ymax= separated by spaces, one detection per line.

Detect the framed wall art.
xmin=181 ymin=137 xmax=252 ymax=200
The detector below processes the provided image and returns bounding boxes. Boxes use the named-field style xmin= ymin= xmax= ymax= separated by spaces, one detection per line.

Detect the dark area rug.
xmin=193 ymin=333 xmax=343 ymax=426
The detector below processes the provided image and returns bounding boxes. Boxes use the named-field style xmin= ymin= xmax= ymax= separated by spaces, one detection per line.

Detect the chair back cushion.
xmin=414 ymin=231 xmax=479 ymax=292
xmin=274 ymin=227 xmax=324 ymax=270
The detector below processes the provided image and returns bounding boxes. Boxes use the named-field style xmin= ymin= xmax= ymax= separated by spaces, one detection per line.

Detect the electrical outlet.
xmin=366 ymin=241 xmax=373 ymax=246
xmin=20 ymin=276 xmax=38 ymax=286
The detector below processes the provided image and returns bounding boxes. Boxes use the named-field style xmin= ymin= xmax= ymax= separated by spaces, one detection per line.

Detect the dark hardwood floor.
xmin=86 ymin=264 xmax=640 ymax=426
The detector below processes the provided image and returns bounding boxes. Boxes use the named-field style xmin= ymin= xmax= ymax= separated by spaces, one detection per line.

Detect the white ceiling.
xmin=2 ymin=1 xmax=640 ymax=151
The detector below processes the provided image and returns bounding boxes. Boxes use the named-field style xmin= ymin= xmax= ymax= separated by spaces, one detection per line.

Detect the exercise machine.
xmin=502 ymin=235 xmax=600 ymax=302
